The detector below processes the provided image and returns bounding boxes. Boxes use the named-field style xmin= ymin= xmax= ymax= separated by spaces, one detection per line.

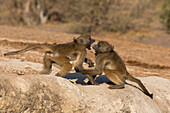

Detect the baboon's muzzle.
xmin=87 ymin=39 xmax=95 ymax=50
xmin=91 ymin=39 xmax=95 ymax=43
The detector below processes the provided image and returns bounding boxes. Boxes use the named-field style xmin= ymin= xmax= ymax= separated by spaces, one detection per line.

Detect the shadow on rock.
xmin=63 ymin=73 xmax=112 ymax=85
xmin=63 ymin=73 xmax=145 ymax=95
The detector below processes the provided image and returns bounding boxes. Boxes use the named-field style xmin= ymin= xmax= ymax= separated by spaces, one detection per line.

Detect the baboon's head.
xmin=74 ymin=34 xmax=95 ymax=50
xmin=93 ymin=41 xmax=113 ymax=53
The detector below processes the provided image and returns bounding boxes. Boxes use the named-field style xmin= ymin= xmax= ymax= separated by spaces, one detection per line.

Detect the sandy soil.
xmin=0 ymin=25 xmax=170 ymax=79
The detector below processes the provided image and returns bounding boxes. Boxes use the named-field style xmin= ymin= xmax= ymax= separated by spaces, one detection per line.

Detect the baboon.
xmin=4 ymin=34 xmax=95 ymax=77
xmin=75 ymin=41 xmax=153 ymax=99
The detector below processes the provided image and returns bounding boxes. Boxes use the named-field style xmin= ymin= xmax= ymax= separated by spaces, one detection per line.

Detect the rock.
xmin=0 ymin=74 xmax=84 ymax=113
xmin=0 ymin=73 xmax=169 ymax=113
xmin=140 ymin=76 xmax=170 ymax=113
xmin=0 ymin=58 xmax=59 ymax=75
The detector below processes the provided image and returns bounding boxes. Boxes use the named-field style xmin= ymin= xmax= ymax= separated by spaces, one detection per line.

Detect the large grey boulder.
xmin=0 ymin=73 xmax=169 ymax=113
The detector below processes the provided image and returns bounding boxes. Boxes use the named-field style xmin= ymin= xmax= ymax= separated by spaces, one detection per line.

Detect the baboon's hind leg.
xmin=85 ymin=74 xmax=98 ymax=85
xmin=56 ymin=62 xmax=72 ymax=77
xmin=39 ymin=55 xmax=52 ymax=75
xmin=105 ymin=73 xmax=125 ymax=89
xmin=51 ymin=54 xmax=72 ymax=77
xmin=108 ymin=84 xmax=125 ymax=89
xmin=84 ymin=74 xmax=99 ymax=85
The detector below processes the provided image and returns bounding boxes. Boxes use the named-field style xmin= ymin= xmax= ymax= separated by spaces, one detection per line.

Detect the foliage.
xmin=0 ymin=0 xmax=161 ymax=33
xmin=160 ymin=0 xmax=170 ymax=33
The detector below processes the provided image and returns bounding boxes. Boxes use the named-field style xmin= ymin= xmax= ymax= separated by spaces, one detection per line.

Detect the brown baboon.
xmin=4 ymin=34 xmax=95 ymax=77
xmin=75 ymin=41 xmax=153 ymax=99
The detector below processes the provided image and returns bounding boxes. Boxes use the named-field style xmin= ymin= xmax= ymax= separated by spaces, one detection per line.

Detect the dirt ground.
xmin=0 ymin=25 xmax=170 ymax=79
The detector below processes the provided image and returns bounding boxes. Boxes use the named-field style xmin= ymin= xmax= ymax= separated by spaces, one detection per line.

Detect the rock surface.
xmin=0 ymin=72 xmax=169 ymax=113
xmin=0 ymin=25 xmax=170 ymax=113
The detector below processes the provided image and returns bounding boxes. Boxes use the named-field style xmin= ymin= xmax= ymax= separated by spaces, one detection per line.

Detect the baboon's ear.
xmin=73 ymin=37 xmax=77 ymax=42
xmin=106 ymin=46 xmax=113 ymax=51
xmin=112 ymin=45 xmax=114 ymax=50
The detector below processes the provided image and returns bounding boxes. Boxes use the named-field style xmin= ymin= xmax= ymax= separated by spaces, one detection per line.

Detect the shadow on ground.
xmin=63 ymin=72 xmax=111 ymax=85
xmin=63 ymin=72 xmax=144 ymax=94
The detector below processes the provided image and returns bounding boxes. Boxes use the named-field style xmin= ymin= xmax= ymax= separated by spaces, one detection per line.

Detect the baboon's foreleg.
xmin=75 ymin=52 xmax=86 ymax=69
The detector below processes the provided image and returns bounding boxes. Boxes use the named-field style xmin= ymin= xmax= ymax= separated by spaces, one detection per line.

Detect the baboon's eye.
xmin=78 ymin=39 xmax=83 ymax=44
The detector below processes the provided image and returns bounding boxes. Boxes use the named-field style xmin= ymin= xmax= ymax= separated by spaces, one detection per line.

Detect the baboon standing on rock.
xmin=75 ymin=41 xmax=153 ymax=99
xmin=4 ymin=34 xmax=95 ymax=77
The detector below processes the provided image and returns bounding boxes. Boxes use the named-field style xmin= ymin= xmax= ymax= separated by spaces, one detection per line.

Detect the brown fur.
xmin=4 ymin=34 xmax=95 ymax=77
xmin=75 ymin=41 xmax=153 ymax=99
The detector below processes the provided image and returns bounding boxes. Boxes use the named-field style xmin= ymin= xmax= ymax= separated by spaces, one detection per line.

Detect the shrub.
xmin=0 ymin=0 xmax=159 ymax=33
xmin=160 ymin=0 xmax=170 ymax=33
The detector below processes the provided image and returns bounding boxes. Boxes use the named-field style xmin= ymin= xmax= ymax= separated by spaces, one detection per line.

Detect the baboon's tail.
xmin=4 ymin=46 xmax=36 ymax=56
xmin=126 ymin=73 xmax=153 ymax=99
xmin=4 ymin=44 xmax=52 ymax=56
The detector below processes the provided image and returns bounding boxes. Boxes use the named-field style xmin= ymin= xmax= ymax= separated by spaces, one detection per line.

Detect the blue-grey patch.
xmin=54 ymin=53 xmax=59 ymax=57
